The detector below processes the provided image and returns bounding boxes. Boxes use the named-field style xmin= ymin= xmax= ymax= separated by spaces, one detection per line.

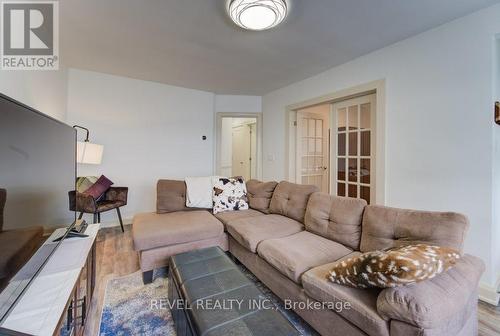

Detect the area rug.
xmin=99 ymin=264 xmax=318 ymax=336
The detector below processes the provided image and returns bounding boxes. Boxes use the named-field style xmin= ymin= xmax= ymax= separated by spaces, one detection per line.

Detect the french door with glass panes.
xmin=296 ymin=110 xmax=329 ymax=192
xmin=331 ymin=94 xmax=375 ymax=204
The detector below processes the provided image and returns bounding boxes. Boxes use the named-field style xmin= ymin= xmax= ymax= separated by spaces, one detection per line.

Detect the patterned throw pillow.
xmin=212 ymin=177 xmax=249 ymax=214
xmin=328 ymin=244 xmax=460 ymax=288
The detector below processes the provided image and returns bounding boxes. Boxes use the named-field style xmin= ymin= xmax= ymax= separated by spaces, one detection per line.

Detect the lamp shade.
xmin=77 ymin=141 xmax=104 ymax=164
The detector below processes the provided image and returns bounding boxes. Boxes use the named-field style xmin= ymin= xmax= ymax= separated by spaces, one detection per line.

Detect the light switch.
xmin=267 ymin=154 xmax=276 ymax=162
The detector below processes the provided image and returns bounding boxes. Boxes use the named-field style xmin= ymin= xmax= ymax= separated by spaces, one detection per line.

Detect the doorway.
xmin=216 ymin=115 xmax=261 ymax=180
xmin=288 ymin=90 xmax=379 ymax=204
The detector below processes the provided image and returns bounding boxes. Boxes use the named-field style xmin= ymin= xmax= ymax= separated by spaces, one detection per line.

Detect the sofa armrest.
xmin=376 ymin=254 xmax=485 ymax=329
xmin=105 ymin=187 xmax=128 ymax=204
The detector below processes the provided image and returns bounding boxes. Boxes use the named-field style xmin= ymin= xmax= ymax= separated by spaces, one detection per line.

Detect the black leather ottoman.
xmin=168 ymin=247 xmax=300 ymax=336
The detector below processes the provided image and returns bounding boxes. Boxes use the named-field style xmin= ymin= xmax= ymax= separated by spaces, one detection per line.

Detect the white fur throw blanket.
xmin=185 ymin=176 xmax=218 ymax=208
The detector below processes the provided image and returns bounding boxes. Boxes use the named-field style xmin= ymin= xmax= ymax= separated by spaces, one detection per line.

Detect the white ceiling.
xmin=60 ymin=0 xmax=500 ymax=95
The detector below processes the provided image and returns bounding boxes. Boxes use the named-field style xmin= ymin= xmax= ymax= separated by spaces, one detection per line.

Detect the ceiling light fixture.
xmin=228 ymin=0 xmax=288 ymax=31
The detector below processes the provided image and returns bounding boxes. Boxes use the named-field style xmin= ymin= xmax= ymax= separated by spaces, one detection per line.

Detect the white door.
xmin=232 ymin=125 xmax=251 ymax=180
xmin=331 ymin=94 xmax=376 ymax=204
xmin=296 ymin=109 xmax=329 ymax=192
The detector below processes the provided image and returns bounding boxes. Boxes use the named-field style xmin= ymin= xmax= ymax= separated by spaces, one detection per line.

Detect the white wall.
xmin=215 ymin=95 xmax=262 ymax=113
xmin=66 ymin=69 xmax=215 ymax=221
xmin=0 ymin=69 xmax=68 ymax=121
xmin=262 ymin=4 xmax=500 ymax=293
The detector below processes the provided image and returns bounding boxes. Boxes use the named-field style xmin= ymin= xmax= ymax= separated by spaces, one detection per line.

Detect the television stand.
xmin=1 ymin=224 xmax=99 ymax=335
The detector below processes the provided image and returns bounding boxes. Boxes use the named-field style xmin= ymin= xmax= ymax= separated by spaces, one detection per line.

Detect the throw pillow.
xmin=185 ymin=176 xmax=220 ymax=208
xmin=328 ymin=244 xmax=460 ymax=288
xmin=76 ymin=176 xmax=99 ymax=193
xmin=83 ymin=175 xmax=113 ymax=201
xmin=212 ymin=177 xmax=249 ymax=214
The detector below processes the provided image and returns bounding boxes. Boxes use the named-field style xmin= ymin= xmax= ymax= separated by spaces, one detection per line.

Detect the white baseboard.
xmin=479 ymin=282 xmax=500 ymax=306
xmin=98 ymin=217 xmax=133 ymax=229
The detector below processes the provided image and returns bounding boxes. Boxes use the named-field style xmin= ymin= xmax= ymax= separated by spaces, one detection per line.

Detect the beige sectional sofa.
xmin=132 ymin=179 xmax=485 ymax=336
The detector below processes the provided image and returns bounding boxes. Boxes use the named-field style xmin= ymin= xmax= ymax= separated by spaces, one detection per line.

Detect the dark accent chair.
xmin=0 ymin=188 xmax=44 ymax=289
xmin=69 ymin=187 xmax=128 ymax=232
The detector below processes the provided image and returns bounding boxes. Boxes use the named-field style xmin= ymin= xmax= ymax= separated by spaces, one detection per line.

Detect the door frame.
xmin=215 ymin=112 xmax=263 ymax=179
xmin=285 ymin=80 xmax=386 ymax=204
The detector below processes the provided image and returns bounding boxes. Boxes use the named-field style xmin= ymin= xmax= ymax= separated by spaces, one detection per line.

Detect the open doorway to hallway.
xmin=217 ymin=116 xmax=259 ymax=181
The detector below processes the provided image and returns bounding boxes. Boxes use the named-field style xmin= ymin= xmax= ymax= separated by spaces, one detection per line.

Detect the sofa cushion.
xmin=226 ymin=214 xmax=303 ymax=253
xmin=269 ymin=181 xmax=318 ymax=223
xmin=360 ymin=205 xmax=469 ymax=253
xmin=305 ymin=193 xmax=366 ymax=250
xmin=302 ymin=255 xmax=390 ymax=336
xmin=213 ymin=209 xmax=264 ymax=229
xmin=257 ymin=231 xmax=352 ymax=284
xmin=132 ymin=210 xmax=224 ymax=251
xmin=246 ymin=180 xmax=278 ymax=214
xmin=376 ymin=254 xmax=484 ymax=329
xmin=157 ymin=179 xmax=190 ymax=213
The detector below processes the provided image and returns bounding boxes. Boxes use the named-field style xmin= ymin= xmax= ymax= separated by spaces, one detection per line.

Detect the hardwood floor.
xmin=84 ymin=225 xmax=139 ymax=336
xmin=479 ymin=301 xmax=500 ymax=336
xmin=84 ymin=226 xmax=500 ymax=336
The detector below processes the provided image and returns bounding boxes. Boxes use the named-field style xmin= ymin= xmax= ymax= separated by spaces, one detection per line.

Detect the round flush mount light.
xmin=228 ymin=0 xmax=288 ymax=31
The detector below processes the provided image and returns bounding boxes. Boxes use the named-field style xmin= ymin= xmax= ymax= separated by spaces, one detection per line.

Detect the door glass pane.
xmin=348 ymin=132 xmax=357 ymax=156
xmin=338 ymin=133 xmax=346 ymax=156
xmin=360 ymin=159 xmax=370 ymax=184
xmin=348 ymin=159 xmax=357 ymax=182
xmin=348 ymin=184 xmax=357 ymax=197
xmin=360 ymin=186 xmax=370 ymax=204
xmin=308 ymin=138 xmax=315 ymax=154
xmin=308 ymin=119 xmax=315 ymax=137
xmin=360 ymin=103 xmax=370 ymax=130
xmin=361 ymin=131 xmax=370 ymax=156
xmin=348 ymin=105 xmax=358 ymax=130
xmin=337 ymin=158 xmax=346 ymax=181
xmin=308 ymin=156 xmax=315 ymax=171
xmin=302 ymin=138 xmax=308 ymax=155
xmin=315 ymin=157 xmax=323 ymax=170
xmin=338 ymin=108 xmax=346 ymax=131
xmin=315 ymin=120 xmax=323 ymax=137
xmin=301 ymin=157 xmax=308 ymax=173
xmin=337 ymin=183 xmax=345 ymax=197
xmin=315 ymin=139 xmax=322 ymax=154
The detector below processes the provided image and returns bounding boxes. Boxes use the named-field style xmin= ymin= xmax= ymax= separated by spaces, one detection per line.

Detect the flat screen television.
xmin=0 ymin=93 xmax=77 ymax=328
